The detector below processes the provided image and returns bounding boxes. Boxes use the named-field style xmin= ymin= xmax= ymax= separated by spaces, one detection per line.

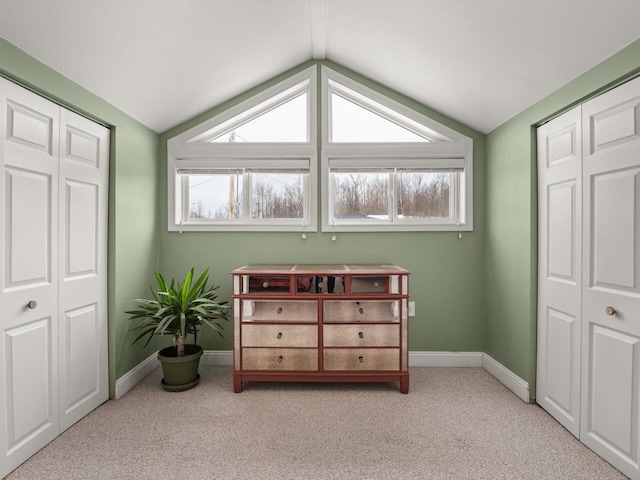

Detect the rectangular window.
xmin=325 ymin=158 xmax=467 ymax=231
xmin=176 ymin=158 xmax=311 ymax=229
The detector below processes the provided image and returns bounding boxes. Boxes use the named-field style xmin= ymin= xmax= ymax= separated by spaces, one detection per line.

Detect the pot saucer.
xmin=161 ymin=374 xmax=200 ymax=392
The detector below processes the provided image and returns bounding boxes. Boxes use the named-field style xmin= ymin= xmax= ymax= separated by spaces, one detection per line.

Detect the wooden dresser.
xmin=231 ymin=264 xmax=410 ymax=393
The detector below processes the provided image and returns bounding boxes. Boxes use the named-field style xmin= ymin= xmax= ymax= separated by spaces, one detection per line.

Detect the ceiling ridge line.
xmin=309 ymin=0 xmax=328 ymax=60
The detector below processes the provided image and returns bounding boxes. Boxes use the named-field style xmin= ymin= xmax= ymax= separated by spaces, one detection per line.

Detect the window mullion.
xmin=390 ymin=170 xmax=397 ymax=223
xmin=180 ymin=174 xmax=189 ymax=223
xmin=451 ymin=171 xmax=460 ymax=223
xmin=243 ymin=171 xmax=251 ymax=221
xmin=303 ymin=172 xmax=310 ymax=227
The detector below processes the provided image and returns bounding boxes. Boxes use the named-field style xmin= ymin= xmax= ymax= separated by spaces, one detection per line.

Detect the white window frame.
xmin=167 ymin=66 xmax=317 ymax=232
xmin=321 ymin=66 xmax=473 ymax=232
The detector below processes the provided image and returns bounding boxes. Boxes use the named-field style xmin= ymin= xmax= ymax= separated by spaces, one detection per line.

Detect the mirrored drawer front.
xmin=351 ymin=276 xmax=388 ymax=293
xmin=242 ymin=324 xmax=318 ymax=348
xmin=242 ymin=300 xmax=317 ymax=323
xmin=242 ymin=348 xmax=318 ymax=371
xmin=323 ymin=300 xmax=399 ymax=323
xmin=323 ymin=324 xmax=399 ymax=347
xmin=296 ymin=275 xmax=345 ymax=294
xmin=323 ymin=348 xmax=399 ymax=371
xmin=246 ymin=275 xmax=290 ymax=293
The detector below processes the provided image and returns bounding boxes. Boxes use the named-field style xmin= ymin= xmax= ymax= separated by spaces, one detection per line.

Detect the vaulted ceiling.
xmin=1 ymin=0 xmax=639 ymax=134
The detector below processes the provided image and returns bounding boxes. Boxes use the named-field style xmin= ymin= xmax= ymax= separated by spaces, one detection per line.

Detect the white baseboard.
xmin=114 ymin=350 xmax=232 ymax=398
xmin=201 ymin=350 xmax=233 ymax=365
xmin=114 ymin=352 xmax=159 ymax=399
xmin=408 ymin=351 xmax=530 ymax=403
xmin=115 ymin=350 xmax=530 ymax=403
xmin=409 ymin=351 xmax=483 ymax=367
xmin=482 ymin=353 xmax=530 ymax=403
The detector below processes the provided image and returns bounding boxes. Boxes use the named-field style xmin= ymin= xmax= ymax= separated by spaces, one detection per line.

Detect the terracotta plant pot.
xmin=158 ymin=344 xmax=203 ymax=392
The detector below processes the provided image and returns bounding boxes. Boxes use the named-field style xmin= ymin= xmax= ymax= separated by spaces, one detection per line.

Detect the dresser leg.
xmin=400 ymin=377 xmax=409 ymax=394
xmin=233 ymin=375 xmax=242 ymax=393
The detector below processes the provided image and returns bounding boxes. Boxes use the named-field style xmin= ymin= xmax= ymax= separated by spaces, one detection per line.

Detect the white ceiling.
xmin=1 ymin=0 xmax=639 ymax=134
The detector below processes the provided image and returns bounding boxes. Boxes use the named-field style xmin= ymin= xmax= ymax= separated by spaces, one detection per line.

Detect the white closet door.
xmin=58 ymin=109 xmax=109 ymax=431
xmin=536 ymin=106 xmax=583 ymax=437
xmin=0 ymin=78 xmax=61 ymax=476
xmin=581 ymin=75 xmax=640 ymax=480
xmin=0 ymin=78 xmax=109 ymax=477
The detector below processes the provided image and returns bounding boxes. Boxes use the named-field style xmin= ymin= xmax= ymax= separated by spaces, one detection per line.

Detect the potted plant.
xmin=127 ymin=267 xmax=229 ymax=391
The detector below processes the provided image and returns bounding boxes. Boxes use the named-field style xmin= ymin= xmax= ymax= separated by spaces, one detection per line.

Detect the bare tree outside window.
xmin=397 ymin=171 xmax=451 ymax=218
xmin=186 ymin=171 xmax=305 ymax=221
xmin=333 ymin=172 xmax=389 ymax=219
xmin=331 ymin=169 xmax=454 ymax=221
xmin=251 ymin=174 xmax=304 ymax=219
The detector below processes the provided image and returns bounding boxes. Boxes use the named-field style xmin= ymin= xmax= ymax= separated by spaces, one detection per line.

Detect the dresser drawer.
xmin=323 ymin=324 xmax=399 ymax=347
xmin=323 ymin=348 xmax=399 ymax=371
xmin=242 ymin=348 xmax=318 ymax=371
xmin=242 ymin=299 xmax=317 ymax=323
xmin=242 ymin=324 xmax=317 ymax=347
xmin=351 ymin=276 xmax=388 ymax=293
xmin=246 ymin=275 xmax=291 ymax=293
xmin=323 ymin=300 xmax=399 ymax=323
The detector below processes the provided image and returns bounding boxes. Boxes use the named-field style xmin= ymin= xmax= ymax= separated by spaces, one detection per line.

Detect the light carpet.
xmin=7 ymin=367 xmax=626 ymax=479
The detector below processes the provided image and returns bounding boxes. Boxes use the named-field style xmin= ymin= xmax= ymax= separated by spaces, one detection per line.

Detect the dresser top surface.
xmin=231 ymin=264 xmax=409 ymax=275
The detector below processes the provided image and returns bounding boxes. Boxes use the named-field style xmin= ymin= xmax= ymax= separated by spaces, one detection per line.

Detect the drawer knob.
xmin=372 ymin=281 xmax=379 ymax=287
xmin=277 ymin=307 xmax=283 ymax=314
xmin=263 ymin=281 xmax=269 ymax=288
xmin=358 ymin=332 xmax=364 ymax=338
xmin=277 ymin=355 xmax=284 ymax=363
xmin=359 ymin=307 xmax=364 ymax=314
xmin=605 ymin=306 xmax=616 ymax=316
xmin=358 ymin=355 xmax=364 ymax=363
xmin=277 ymin=332 xmax=283 ymax=339
xmin=27 ymin=300 xmax=38 ymax=310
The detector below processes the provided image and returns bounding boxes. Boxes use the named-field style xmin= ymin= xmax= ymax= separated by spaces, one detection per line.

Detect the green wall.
xmin=0 ymin=38 xmax=160 ymax=397
xmin=484 ymin=38 xmax=640 ymax=401
xmin=159 ymin=61 xmax=487 ymax=354
xmin=7 ymin=29 xmax=638 ymax=401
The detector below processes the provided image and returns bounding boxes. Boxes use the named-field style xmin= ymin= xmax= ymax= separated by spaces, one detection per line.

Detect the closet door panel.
xmin=4 ymin=168 xmax=53 ymax=285
xmin=543 ymin=308 xmax=578 ymax=415
xmin=589 ymin=168 xmax=640 ymax=293
xmin=64 ymin=304 xmax=100 ymax=409
xmin=58 ymin=109 xmax=109 ymax=432
xmin=586 ymin=325 xmax=639 ymax=461
xmin=537 ymin=106 xmax=582 ymax=437
xmin=582 ymin=75 xmax=640 ymax=480
xmin=0 ymin=78 xmax=60 ymax=478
